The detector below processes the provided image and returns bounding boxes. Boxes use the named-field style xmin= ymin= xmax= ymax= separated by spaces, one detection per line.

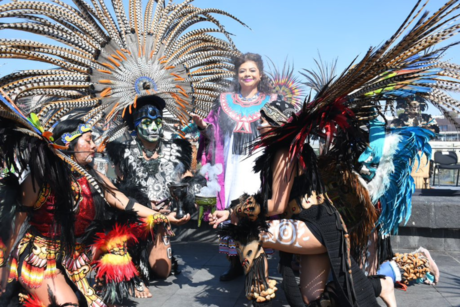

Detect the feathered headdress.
xmin=259 ymin=0 xmax=460 ymax=168
xmin=0 ymin=0 xmax=247 ymax=132
xmin=0 ymin=0 xmax=249 ymax=189
xmin=267 ymin=58 xmax=304 ymax=109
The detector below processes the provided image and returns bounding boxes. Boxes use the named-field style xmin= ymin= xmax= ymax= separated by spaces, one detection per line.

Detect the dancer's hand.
xmin=152 ymin=201 xmax=171 ymax=214
xmin=168 ymin=212 xmax=190 ymax=226
xmin=209 ymin=210 xmax=229 ymax=228
xmin=191 ymin=113 xmax=207 ymax=130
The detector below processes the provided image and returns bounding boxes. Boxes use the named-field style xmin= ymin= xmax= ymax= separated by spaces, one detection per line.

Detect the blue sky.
xmin=2 ymin=0 xmax=460 ymax=115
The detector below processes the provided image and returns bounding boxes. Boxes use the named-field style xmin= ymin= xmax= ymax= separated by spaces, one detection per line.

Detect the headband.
xmin=60 ymin=124 xmax=92 ymax=145
xmin=261 ymin=100 xmax=295 ymax=126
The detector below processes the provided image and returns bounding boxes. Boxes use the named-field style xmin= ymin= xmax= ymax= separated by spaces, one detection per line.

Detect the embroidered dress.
xmin=197 ymin=92 xmax=276 ymax=256
xmin=198 ymin=92 xmax=277 ymax=210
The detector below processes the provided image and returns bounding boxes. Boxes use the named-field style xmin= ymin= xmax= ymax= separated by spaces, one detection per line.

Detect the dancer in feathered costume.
xmin=354 ymin=118 xmax=441 ymax=292
xmin=0 ymin=112 xmax=174 ymax=306
xmin=105 ymin=94 xmax=208 ymax=298
xmin=210 ymin=1 xmax=460 ymax=306
xmin=0 ymin=0 xmax=247 ymax=305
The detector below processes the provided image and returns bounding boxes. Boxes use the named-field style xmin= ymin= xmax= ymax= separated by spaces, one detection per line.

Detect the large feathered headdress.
xmin=0 ymin=0 xmax=247 ymax=132
xmin=254 ymin=0 xmax=460 ymax=258
xmin=259 ymin=0 xmax=460 ymax=166
xmin=0 ymin=0 xmax=249 ymax=199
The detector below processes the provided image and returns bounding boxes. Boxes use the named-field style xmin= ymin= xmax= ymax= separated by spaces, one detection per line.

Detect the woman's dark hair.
xmin=232 ymin=53 xmax=272 ymax=94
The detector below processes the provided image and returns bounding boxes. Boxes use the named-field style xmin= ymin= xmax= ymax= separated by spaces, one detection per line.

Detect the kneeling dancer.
xmin=0 ymin=117 xmax=173 ymax=306
xmin=210 ymin=100 xmax=381 ymax=306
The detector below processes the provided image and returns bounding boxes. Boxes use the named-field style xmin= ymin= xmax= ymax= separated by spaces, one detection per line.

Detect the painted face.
xmin=137 ymin=117 xmax=163 ymax=143
xmin=257 ymin=116 xmax=272 ymax=136
xmin=238 ymin=60 xmax=261 ymax=91
xmin=407 ymin=100 xmax=420 ymax=115
xmin=74 ymin=132 xmax=96 ymax=166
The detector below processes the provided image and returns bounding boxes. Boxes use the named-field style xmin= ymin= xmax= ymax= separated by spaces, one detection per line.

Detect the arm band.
xmin=16 ymin=203 xmax=34 ymax=213
xmin=126 ymin=198 xmax=136 ymax=211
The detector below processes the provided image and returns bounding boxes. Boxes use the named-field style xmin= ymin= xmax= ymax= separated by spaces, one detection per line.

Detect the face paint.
xmin=73 ymin=132 xmax=96 ymax=166
xmin=137 ymin=117 xmax=163 ymax=143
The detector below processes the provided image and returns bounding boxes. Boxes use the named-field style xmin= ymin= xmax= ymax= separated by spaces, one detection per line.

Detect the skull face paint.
xmin=137 ymin=117 xmax=163 ymax=143
xmin=407 ymin=100 xmax=421 ymax=116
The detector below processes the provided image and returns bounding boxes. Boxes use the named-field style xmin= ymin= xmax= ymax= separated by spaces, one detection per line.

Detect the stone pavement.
xmin=124 ymin=241 xmax=460 ymax=307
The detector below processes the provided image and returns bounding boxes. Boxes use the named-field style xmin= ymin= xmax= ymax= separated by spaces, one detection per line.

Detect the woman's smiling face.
xmin=238 ymin=60 xmax=261 ymax=91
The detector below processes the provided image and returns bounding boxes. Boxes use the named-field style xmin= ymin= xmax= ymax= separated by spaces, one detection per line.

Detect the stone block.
xmin=405 ymin=202 xmax=434 ymax=228
xmin=392 ymin=228 xmax=445 ymax=250
xmin=434 ymin=203 xmax=460 ymax=229
xmin=444 ymin=229 xmax=460 ymax=251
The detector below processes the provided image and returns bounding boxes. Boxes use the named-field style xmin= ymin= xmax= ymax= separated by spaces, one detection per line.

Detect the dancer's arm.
xmin=97 ymin=172 xmax=190 ymax=224
xmin=266 ymin=148 xmax=296 ymax=216
xmin=210 ymin=148 xmax=296 ymax=226
xmin=191 ymin=113 xmax=209 ymax=130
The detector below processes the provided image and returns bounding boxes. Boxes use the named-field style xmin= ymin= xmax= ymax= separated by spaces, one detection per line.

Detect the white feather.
xmin=367 ymin=133 xmax=402 ymax=203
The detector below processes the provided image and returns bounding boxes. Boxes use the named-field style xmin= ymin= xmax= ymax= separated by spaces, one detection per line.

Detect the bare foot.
xmin=133 ymin=282 xmax=152 ymax=299
xmin=380 ymin=277 xmax=397 ymax=307
xmin=417 ymin=247 xmax=440 ymax=284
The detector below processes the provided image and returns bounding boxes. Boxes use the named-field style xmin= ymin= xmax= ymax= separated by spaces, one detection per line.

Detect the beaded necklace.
xmin=136 ymin=138 xmax=160 ymax=159
xmin=237 ymin=91 xmax=259 ymax=102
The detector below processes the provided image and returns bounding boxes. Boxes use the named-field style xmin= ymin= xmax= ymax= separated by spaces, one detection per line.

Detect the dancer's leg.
xmin=148 ymin=226 xmax=172 ymax=279
xmin=21 ymin=270 xmax=78 ymax=305
xmin=260 ymin=219 xmax=330 ymax=305
xmin=299 ymin=254 xmax=330 ymax=304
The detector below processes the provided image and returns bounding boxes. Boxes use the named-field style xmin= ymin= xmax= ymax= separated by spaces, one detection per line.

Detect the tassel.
xmin=92 ymin=224 xmax=139 ymax=304
xmin=20 ymin=258 xmax=45 ymax=289
xmin=44 ymin=258 xmax=57 ymax=279
xmin=0 ymin=238 xmax=6 ymax=267
xmin=8 ymin=257 xmax=18 ymax=282
xmin=244 ymin=254 xmax=277 ymax=304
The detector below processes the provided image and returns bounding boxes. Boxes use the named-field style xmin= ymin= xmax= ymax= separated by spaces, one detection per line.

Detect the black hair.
xmin=232 ymin=53 xmax=272 ymax=94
